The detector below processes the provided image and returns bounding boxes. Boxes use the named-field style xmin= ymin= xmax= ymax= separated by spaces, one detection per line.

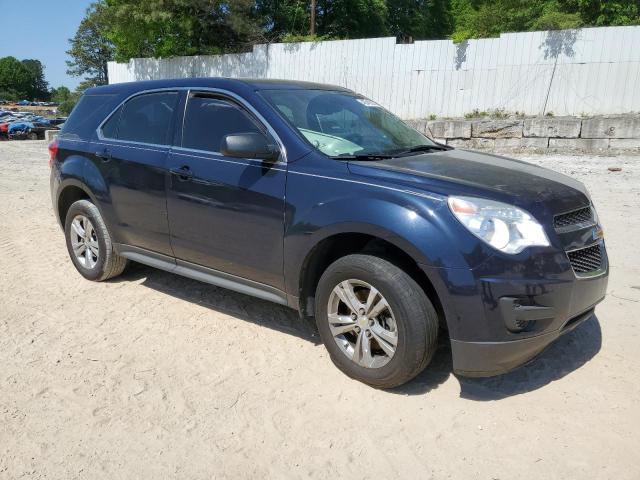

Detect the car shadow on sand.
xmin=393 ymin=315 xmax=602 ymax=400
xmin=115 ymin=263 xmax=602 ymax=400
xmin=115 ymin=262 xmax=320 ymax=345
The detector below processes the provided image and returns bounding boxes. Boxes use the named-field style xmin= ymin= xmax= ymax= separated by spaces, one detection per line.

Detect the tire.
xmin=315 ymin=254 xmax=438 ymax=388
xmin=64 ymin=199 xmax=128 ymax=281
xmin=27 ymin=132 xmax=38 ymax=140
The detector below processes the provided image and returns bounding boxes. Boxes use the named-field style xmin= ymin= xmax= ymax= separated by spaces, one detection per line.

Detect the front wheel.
xmin=315 ymin=254 xmax=439 ymax=388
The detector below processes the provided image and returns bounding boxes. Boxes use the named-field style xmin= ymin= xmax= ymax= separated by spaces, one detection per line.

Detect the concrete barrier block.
xmin=427 ymin=120 xmax=471 ymax=139
xmin=494 ymin=137 xmax=549 ymax=150
xmin=523 ymin=118 xmax=581 ymax=138
xmin=405 ymin=119 xmax=428 ymax=134
xmin=521 ymin=137 xmax=550 ymax=149
xmin=448 ymin=138 xmax=495 ymax=149
xmin=581 ymin=116 xmax=640 ymax=138
xmin=609 ymin=139 xmax=640 ymax=151
xmin=44 ymin=130 xmax=59 ymax=142
xmin=494 ymin=138 xmax=523 ymax=149
xmin=548 ymin=138 xmax=609 ymax=151
xmin=472 ymin=120 xmax=523 ymax=138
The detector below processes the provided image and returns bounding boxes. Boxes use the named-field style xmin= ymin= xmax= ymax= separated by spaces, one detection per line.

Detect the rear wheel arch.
xmin=56 ymin=181 xmax=99 ymax=226
xmin=297 ymin=231 xmax=446 ymax=329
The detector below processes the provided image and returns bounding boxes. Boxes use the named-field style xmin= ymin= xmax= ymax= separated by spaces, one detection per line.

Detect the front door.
xmin=166 ymin=92 xmax=287 ymax=290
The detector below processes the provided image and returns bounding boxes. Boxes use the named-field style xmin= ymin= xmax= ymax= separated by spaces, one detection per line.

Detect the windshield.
xmin=259 ymin=89 xmax=435 ymax=157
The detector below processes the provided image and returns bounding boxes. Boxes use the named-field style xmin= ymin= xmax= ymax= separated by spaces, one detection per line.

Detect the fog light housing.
xmin=499 ymin=297 xmax=555 ymax=333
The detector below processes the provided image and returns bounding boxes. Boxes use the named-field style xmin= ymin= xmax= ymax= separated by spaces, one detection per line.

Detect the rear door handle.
xmin=170 ymin=165 xmax=194 ymax=181
xmin=95 ymin=149 xmax=111 ymax=162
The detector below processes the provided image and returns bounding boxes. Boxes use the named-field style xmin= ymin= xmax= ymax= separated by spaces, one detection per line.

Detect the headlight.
xmin=448 ymin=196 xmax=549 ymax=254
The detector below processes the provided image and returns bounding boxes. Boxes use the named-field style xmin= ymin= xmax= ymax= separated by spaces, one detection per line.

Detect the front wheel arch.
xmin=297 ymin=231 xmax=446 ymax=331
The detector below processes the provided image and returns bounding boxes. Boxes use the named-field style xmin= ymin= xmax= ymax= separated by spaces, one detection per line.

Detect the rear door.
xmin=96 ymin=90 xmax=180 ymax=256
xmin=166 ymin=91 xmax=287 ymax=290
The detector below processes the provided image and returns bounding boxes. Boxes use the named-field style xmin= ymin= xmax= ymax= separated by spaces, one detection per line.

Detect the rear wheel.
xmin=315 ymin=254 xmax=438 ymax=388
xmin=64 ymin=199 xmax=127 ymax=281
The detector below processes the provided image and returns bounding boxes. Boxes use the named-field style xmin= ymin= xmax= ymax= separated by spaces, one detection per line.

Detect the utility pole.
xmin=310 ymin=0 xmax=316 ymax=36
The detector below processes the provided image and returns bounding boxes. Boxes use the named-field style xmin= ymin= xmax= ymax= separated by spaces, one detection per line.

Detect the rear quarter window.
xmin=59 ymin=94 xmax=120 ymax=141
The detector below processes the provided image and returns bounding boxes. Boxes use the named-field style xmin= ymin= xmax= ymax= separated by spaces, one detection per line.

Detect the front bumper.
xmin=420 ymin=241 xmax=609 ymax=377
xmin=450 ymin=307 xmax=597 ymax=377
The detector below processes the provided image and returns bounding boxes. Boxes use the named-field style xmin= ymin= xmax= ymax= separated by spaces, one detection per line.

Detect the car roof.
xmin=86 ymin=78 xmax=353 ymax=96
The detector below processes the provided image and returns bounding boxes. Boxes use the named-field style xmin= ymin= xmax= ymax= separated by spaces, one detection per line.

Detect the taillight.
xmin=48 ymin=138 xmax=59 ymax=168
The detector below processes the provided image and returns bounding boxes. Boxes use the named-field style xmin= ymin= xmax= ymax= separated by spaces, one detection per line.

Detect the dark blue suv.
xmin=50 ymin=78 xmax=608 ymax=388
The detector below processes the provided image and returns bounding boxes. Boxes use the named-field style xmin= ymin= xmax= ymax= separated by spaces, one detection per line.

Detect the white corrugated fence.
xmin=107 ymin=26 xmax=640 ymax=119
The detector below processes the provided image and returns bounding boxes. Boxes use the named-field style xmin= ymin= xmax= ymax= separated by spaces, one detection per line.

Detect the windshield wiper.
xmin=329 ymin=153 xmax=393 ymax=160
xmin=329 ymin=144 xmax=450 ymax=161
xmin=391 ymin=144 xmax=452 ymax=157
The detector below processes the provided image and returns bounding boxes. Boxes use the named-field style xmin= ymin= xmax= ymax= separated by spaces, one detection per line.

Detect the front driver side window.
xmin=182 ymin=94 xmax=267 ymax=153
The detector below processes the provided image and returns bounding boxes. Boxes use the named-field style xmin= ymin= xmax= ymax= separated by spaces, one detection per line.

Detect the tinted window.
xmin=114 ymin=92 xmax=178 ymax=145
xmin=182 ymin=95 xmax=264 ymax=153
xmin=101 ymin=105 xmax=122 ymax=139
xmin=60 ymin=94 xmax=119 ymax=140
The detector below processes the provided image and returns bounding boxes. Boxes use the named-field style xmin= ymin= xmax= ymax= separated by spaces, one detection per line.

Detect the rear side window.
xmin=101 ymin=105 xmax=122 ymax=139
xmin=182 ymin=95 xmax=265 ymax=153
xmin=101 ymin=91 xmax=179 ymax=145
xmin=60 ymin=94 xmax=119 ymax=141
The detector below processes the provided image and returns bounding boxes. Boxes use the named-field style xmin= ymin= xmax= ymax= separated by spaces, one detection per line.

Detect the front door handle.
xmin=170 ymin=165 xmax=194 ymax=181
xmin=95 ymin=149 xmax=111 ymax=162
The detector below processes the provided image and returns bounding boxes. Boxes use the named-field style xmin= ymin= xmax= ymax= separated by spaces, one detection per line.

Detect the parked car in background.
xmin=10 ymin=121 xmax=59 ymax=140
xmin=49 ymin=78 xmax=609 ymax=388
xmin=0 ymin=111 xmax=60 ymax=140
xmin=48 ymin=117 xmax=67 ymax=126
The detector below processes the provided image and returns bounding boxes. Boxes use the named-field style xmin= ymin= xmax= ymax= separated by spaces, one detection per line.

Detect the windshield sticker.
xmin=356 ymin=98 xmax=380 ymax=108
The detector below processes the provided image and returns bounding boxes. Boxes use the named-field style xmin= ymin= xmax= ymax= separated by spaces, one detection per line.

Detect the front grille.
xmin=554 ymin=206 xmax=593 ymax=229
xmin=567 ymin=243 xmax=603 ymax=274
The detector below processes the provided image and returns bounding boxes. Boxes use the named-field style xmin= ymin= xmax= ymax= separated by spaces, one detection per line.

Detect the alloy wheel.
xmin=70 ymin=215 xmax=99 ymax=269
xmin=326 ymin=279 xmax=398 ymax=368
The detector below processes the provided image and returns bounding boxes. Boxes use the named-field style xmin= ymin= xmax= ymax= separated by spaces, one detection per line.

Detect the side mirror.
xmin=220 ymin=132 xmax=280 ymax=162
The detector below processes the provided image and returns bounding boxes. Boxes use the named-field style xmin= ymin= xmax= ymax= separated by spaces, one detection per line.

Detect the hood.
xmin=348 ymin=149 xmax=590 ymax=214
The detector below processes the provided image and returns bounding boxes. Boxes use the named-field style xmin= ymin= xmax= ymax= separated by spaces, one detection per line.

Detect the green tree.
xmin=104 ymin=0 xmax=263 ymax=61
xmin=318 ymin=0 xmax=389 ymax=38
xmin=58 ymin=96 xmax=81 ymax=116
xmin=50 ymin=86 xmax=72 ymax=104
xmin=387 ymin=0 xmax=453 ymax=40
xmin=68 ymin=0 xmax=640 ymax=62
xmin=256 ymin=0 xmax=311 ymax=40
xmin=0 ymin=56 xmax=38 ymax=100
xmin=52 ymin=86 xmax=85 ymax=116
xmin=258 ymin=0 xmax=389 ymax=41
xmin=570 ymin=0 xmax=640 ymax=26
xmin=21 ymin=59 xmax=50 ymax=100
xmin=67 ymin=1 xmax=115 ymax=85
xmin=450 ymin=0 xmax=639 ymax=42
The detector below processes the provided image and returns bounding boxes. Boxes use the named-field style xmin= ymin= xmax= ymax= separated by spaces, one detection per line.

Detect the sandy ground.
xmin=1 ymin=141 xmax=639 ymax=479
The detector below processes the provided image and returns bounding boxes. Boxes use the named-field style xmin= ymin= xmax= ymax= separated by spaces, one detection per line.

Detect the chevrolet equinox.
xmin=50 ymin=78 xmax=609 ymax=388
